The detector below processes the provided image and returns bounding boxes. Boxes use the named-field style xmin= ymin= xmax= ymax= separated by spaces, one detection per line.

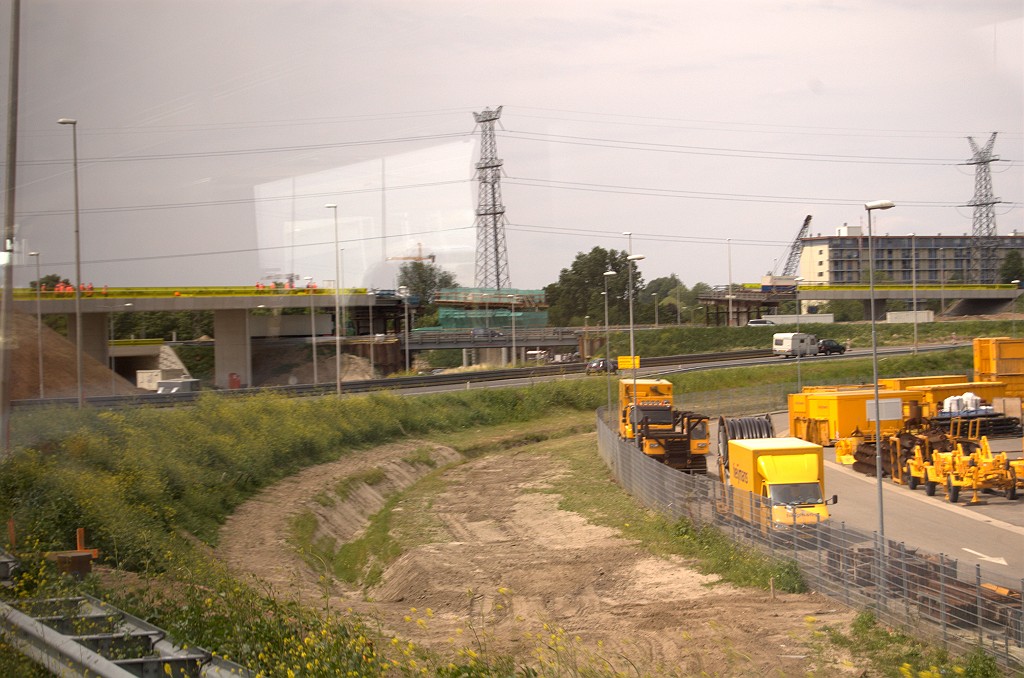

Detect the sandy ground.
xmin=216 ymin=435 xmax=865 ymax=676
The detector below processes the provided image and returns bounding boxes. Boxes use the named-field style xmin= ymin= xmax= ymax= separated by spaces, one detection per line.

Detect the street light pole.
xmin=651 ymin=292 xmax=658 ymax=327
xmin=58 ymin=117 xmax=84 ymax=408
xmin=675 ymin=289 xmax=681 ymax=325
xmin=627 ymin=254 xmax=645 ymax=447
xmin=603 ymin=270 xmax=617 ymax=421
xmin=910 ymin=233 xmax=918 ymax=355
xmin=795 ymin=277 xmax=804 ymax=391
xmin=325 ymin=203 xmax=341 ymax=396
xmin=939 ymin=247 xmax=945 ymax=315
xmin=29 ymin=251 xmax=43 ymax=398
xmin=727 ymin=237 xmax=733 ymax=327
xmin=507 ymin=294 xmax=516 ymax=367
xmin=692 ymin=306 xmax=703 ymax=324
xmin=367 ymin=290 xmax=375 ymax=375
xmin=399 ymin=286 xmax=410 ymax=371
xmin=304 ymin=276 xmax=318 ymax=385
xmin=865 ymin=199 xmax=895 ymax=542
xmin=1013 ymin=280 xmax=1021 ymax=337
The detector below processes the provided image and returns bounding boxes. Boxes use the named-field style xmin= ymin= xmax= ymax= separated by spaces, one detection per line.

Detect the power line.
xmin=17 ymin=131 xmax=472 ymax=166
xmin=505 ymin=176 xmax=965 ymax=207
xmin=500 ymin=130 xmax=966 ymax=165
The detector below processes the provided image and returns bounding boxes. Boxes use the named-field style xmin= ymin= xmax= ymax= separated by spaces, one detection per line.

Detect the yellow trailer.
xmin=788 ymin=389 xmax=915 ymax=444
xmin=877 ymin=375 xmax=967 ymax=391
xmin=905 ymin=382 xmax=1007 ymax=419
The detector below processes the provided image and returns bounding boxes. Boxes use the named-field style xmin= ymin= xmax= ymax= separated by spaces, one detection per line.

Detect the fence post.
xmin=939 ymin=553 xmax=948 ymax=648
xmin=976 ymin=563 xmax=983 ymax=648
xmin=899 ymin=542 xmax=910 ymax=623
xmin=841 ymin=522 xmax=850 ymax=606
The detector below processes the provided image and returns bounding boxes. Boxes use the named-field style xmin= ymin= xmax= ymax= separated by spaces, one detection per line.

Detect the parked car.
xmin=746 ymin=318 xmax=775 ymax=326
xmin=817 ymin=338 xmax=846 ymax=355
xmin=585 ymin=358 xmax=617 ymax=375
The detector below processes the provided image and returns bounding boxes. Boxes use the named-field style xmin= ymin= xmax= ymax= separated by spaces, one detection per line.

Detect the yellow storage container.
xmin=905 ymin=381 xmax=1007 ymax=418
xmin=977 ymin=373 xmax=1024 ymax=398
xmin=788 ymin=389 xmax=915 ymax=443
xmin=974 ymin=337 xmax=1024 ymax=376
xmin=878 ymin=375 xmax=967 ymax=391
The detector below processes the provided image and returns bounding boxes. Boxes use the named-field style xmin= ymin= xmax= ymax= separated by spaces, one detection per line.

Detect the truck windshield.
xmin=769 ymin=483 xmax=823 ymax=506
xmin=637 ymin=408 xmax=674 ymax=425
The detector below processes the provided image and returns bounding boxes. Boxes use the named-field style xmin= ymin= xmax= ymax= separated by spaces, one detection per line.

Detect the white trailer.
xmin=773 ymin=332 xmax=817 ymax=358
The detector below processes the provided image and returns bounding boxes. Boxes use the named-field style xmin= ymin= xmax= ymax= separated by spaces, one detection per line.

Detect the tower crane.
xmin=386 ymin=243 xmax=436 ymax=264
xmin=775 ymin=215 xmax=813 ymax=277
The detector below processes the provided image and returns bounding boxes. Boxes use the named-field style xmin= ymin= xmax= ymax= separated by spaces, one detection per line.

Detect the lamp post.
xmin=57 ymin=117 xmax=84 ymax=407
xmin=691 ymin=306 xmax=703 ymax=324
xmin=727 ymin=237 xmax=733 ymax=327
xmin=324 ymin=203 xmax=341 ymax=395
xmin=910 ymin=233 xmax=918 ymax=355
xmin=627 ymin=254 xmax=645 ymax=447
xmin=865 ymin=199 xmax=895 ymax=542
xmin=399 ymin=285 xmax=410 ymax=371
xmin=507 ymin=294 xmax=516 ymax=367
xmin=603 ymin=270 xmax=617 ymax=420
xmin=304 ymin=276 xmax=318 ymax=385
xmin=584 ymin=315 xmax=590 ymax=358
xmin=651 ymin=292 xmax=659 ymax=327
xmin=1013 ymin=280 xmax=1020 ymax=337
xmin=29 ymin=251 xmax=43 ymax=398
xmin=675 ymin=289 xmax=681 ymax=325
xmin=939 ymin=248 xmax=945 ymax=316
xmin=795 ymin=277 xmax=804 ymax=391
xmin=367 ymin=290 xmax=375 ymax=375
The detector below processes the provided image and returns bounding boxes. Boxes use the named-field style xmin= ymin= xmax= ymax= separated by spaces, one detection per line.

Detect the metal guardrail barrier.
xmin=0 ymin=593 xmax=251 ymax=677
xmin=11 ymin=349 xmax=773 ymax=411
xmin=595 ymin=411 xmax=1024 ymax=672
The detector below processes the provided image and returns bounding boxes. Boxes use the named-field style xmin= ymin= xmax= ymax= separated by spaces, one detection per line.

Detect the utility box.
xmin=137 ymin=369 xmax=186 ymax=391
xmin=156 ymin=379 xmax=201 ymax=394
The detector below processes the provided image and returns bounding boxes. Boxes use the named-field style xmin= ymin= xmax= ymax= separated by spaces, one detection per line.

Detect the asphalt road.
xmin=755 ymin=412 xmax=1024 ymax=579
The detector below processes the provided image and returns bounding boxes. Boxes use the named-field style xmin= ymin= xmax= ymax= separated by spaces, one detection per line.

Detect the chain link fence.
xmin=596 ymin=407 xmax=1024 ymax=672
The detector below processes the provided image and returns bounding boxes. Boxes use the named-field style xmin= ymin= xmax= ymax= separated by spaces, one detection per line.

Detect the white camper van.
xmin=773 ymin=332 xmax=817 ymax=358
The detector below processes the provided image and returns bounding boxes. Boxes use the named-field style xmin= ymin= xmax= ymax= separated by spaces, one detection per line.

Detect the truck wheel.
xmin=925 ymin=479 xmax=937 ymax=496
xmin=947 ymin=475 xmax=960 ymax=503
xmin=906 ymin=467 xmax=918 ymax=490
xmin=1006 ymin=468 xmax=1018 ymax=500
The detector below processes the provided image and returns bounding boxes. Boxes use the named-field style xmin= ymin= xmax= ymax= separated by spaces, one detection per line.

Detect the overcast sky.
xmin=2 ymin=0 xmax=1021 ymax=292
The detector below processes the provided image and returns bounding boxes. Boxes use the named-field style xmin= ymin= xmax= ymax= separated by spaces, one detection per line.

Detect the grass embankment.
xmin=0 ymin=348 xmax=997 ymax=676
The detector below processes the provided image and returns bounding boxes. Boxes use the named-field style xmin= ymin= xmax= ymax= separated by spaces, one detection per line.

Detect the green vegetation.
xmin=0 ymin=347 xmax=1004 ymax=675
xmin=819 ymin=612 xmax=1001 ymax=678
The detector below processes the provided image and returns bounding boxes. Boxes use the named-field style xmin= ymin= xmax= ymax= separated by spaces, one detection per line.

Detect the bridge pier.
xmin=214 ymin=309 xmax=252 ymax=388
xmin=67 ymin=312 xmax=110 ymax=367
xmin=862 ymin=299 xmax=887 ymax=321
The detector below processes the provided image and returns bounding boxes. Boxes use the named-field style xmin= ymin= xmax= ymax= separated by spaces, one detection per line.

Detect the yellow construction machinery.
xmin=618 ymin=378 xmax=711 ymax=473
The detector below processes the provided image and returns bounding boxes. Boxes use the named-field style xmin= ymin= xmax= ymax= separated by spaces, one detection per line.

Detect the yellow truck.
xmin=619 ymin=378 xmax=710 ymax=473
xmin=717 ymin=437 xmax=836 ymax=530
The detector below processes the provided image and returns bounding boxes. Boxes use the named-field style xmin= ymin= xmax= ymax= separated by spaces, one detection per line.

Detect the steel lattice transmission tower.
xmin=964 ymin=132 xmax=1001 ymax=284
xmin=472 ymin=106 xmax=511 ymax=290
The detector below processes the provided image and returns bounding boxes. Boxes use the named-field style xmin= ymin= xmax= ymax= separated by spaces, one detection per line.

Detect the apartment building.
xmin=797 ymin=225 xmax=1024 ymax=286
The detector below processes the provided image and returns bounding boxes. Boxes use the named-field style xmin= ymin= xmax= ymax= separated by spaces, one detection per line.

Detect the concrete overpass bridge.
xmin=10 ymin=286 xmax=587 ymax=388
xmin=699 ymin=283 xmax=1022 ymax=324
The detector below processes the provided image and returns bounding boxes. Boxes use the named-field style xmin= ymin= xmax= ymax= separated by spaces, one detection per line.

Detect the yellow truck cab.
xmin=619 ymin=378 xmax=710 ymax=473
xmin=719 ymin=437 xmax=835 ymax=529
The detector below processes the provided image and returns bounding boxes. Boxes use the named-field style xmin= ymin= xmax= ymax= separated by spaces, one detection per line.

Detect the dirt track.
xmin=216 ymin=434 xmax=863 ymax=676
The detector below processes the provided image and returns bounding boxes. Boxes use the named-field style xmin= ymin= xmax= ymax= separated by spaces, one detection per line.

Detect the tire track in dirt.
xmin=217 ymin=435 xmax=863 ymax=676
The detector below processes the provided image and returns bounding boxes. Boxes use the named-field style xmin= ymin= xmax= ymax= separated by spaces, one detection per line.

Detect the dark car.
xmin=817 ymin=339 xmax=846 ymax=355
xmin=585 ymin=358 xmax=617 ymax=375
xmin=471 ymin=327 xmax=503 ymax=338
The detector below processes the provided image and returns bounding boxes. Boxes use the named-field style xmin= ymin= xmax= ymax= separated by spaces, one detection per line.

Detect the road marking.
xmin=962 ymin=548 xmax=1008 ymax=566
